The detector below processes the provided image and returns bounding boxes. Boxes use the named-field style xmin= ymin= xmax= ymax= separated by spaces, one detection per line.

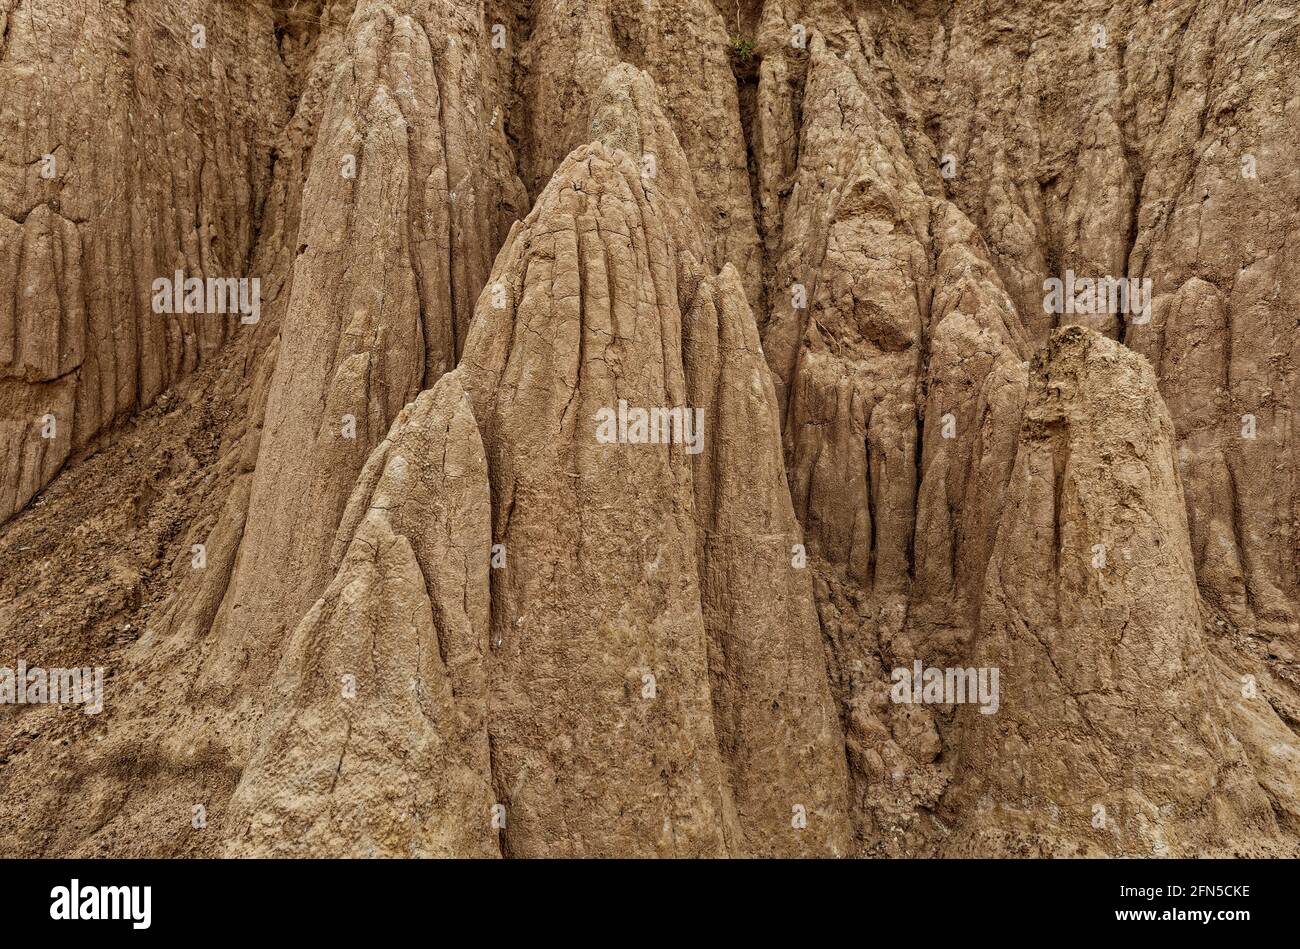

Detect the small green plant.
xmin=730 ymin=37 xmax=756 ymax=63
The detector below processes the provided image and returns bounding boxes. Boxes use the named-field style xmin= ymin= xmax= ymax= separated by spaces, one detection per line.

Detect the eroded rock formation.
xmin=1 ymin=0 xmax=1297 ymax=858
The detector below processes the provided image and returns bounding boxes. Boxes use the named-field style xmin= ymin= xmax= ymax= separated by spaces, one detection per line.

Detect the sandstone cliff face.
xmin=1 ymin=0 xmax=289 ymax=521
xmin=0 ymin=0 xmax=1297 ymax=858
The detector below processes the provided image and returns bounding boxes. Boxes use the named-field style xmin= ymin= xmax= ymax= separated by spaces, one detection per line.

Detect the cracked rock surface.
xmin=0 ymin=0 xmax=1297 ymax=857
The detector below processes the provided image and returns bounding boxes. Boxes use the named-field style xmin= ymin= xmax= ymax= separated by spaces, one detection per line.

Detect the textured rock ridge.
xmin=226 ymin=374 xmax=497 ymax=857
xmin=683 ymin=262 xmax=853 ymax=855
xmin=944 ymin=328 xmax=1281 ymax=856
xmin=455 ymin=139 xmax=739 ymax=856
xmin=194 ymin=0 xmax=511 ymax=727
xmin=445 ymin=68 xmax=849 ymax=853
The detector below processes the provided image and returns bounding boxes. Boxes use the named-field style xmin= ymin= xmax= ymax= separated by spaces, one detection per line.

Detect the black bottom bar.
xmin=1 ymin=857 xmax=1280 ymax=935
